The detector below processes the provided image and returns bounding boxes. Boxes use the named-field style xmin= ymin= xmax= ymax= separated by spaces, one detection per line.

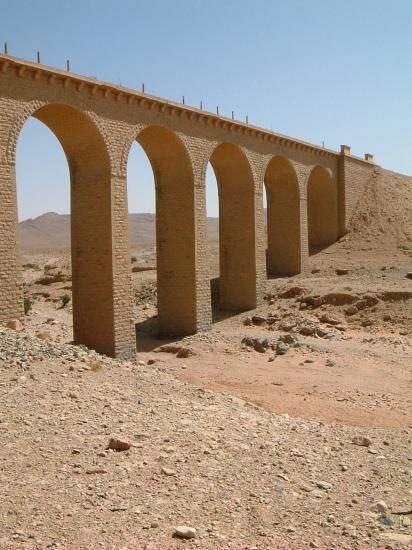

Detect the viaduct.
xmin=0 ymin=55 xmax=376 ymax=358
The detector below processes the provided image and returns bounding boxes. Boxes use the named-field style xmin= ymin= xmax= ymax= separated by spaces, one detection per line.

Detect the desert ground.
xmin=1 ymin=168 xmax=411 ymax=549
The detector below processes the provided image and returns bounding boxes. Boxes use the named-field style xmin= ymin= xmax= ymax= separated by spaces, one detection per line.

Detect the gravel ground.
xmin=0 ymin=328 xmax=411 ymax=549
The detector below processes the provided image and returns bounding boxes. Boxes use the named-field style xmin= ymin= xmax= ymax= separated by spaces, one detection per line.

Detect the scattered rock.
xmin=323 ymin=292 xmax=357 ymax=306
xmin=317 ymin=481 xmax=333 ymax=490
xmin=345 ymin=305 xmax=358 ymax=316
xmin=352 ymin=435 xmax=372 ymax=447
xmin=6 ymin=319 xmax=23 ymax=331
xmin=174 ymin=526 xmax=197 ymax=539
xmin=279 ymin=321 xmax=297 ymax=332
xmin=36 ymin=270 xmax=70 ymax=285
xmin=370 ymin=501 xmax=388 ymax=513
xmin=161 ymin=466 xmax=176 ymax=476
xmin=176 ymin=348 xmax=195 ymax=359
xmin=157 ymin=344 xmax=195 ymax=358
xmin=378 ymin=515 xmax=394 ymax=527
xmin=319 ymin=313 xmax=340 ymax=325
xmin=336 ymin=269 xmax=349 ymax=275
xmin=251 ymin=315 xmax=267 ymax=325
xmin=300 ymin=325 xmax=317 ymax=336
xmin=242 ymin=336 xmax=277 ymax=353
xmin=279 ymin=286 xmax=306 ymax=299
xmin=300 ymin=295 xmax=324 ymax=308
xmin=276 ymin=341 xmax=289 ymax=355
xmin=107 ymin=438 xmax=131 ymax=452
xmin=85 ymin=468 xmax=108 ymax=475
xmin=280 ymin=333 xmax=299 ymax=346
xmin=36 ymin=331 xmax=51 ymax=341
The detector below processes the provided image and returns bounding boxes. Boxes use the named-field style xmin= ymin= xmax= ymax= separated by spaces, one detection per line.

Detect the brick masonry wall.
xmin=0 ymin=56 xmax=377 ymax=357
xmin=340 ymin=155 xmax=375 ymax=231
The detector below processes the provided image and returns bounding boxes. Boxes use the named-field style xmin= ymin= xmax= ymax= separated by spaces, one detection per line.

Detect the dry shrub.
xmin=36 ymin=331 xmax=51 ymax=341
xmin=89 ymin=360 xmax=104 ymax=372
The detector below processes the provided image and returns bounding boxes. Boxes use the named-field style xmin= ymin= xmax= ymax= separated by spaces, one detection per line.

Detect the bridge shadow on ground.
xmin=210 ymin=277 xmax=252 ymax=323
xmin=266 ymin=273 xmax=298 ymax=282
xmin=309 ymin=243 xmax=335 ymax=256
xmin=134 ymin=316 xmax=179 ymax=352
xmin=135 ymin=274 xmax=271 ymax=350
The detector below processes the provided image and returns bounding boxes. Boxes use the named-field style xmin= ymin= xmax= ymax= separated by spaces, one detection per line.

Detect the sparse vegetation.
xmin=89 ymin=359 xmax=103 ymax=372
xmin=22 ymin=263 xmax=39 ymax=270
xmin=134 ymin=281 xmax=157 ymax=305
xmin=61 ymin=294 xmax=71 ymax=308
xmin=36 ymin=331 xmax=51 ymax=341
xmin=24 ymin=297 xmax=33 ymax=315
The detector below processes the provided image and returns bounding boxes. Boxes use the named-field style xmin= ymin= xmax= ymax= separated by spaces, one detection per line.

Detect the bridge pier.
xmin=210 ymin=143 xmax=262 ymax=311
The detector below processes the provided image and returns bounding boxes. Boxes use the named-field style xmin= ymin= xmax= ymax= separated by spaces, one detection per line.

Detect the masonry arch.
xmin=128 ymin=125 xmax=197 ymax=335
xmin=307 ymin=165 xmax=338 ymax=252
xmin=207 ymin=142 xmax=256 ymax=311
xmin=15 ymin=103 xmax=117 ymax=355
xmin=264 ymin=155 xmax=301 ymax=275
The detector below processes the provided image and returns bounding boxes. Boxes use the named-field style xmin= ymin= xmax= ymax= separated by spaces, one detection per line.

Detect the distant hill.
xmin=18 ymin=212 xmax=220 ymax=250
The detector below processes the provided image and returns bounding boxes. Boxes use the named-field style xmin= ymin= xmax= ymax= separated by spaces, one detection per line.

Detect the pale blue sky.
xmin=1 ymin=0 xmax=411 ymax=219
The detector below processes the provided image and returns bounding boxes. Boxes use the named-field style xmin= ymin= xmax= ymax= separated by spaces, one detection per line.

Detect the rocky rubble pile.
xmin=0 ymin=327 xmax=114 ymax=369
xmin=241 ymin=333 xmax=302 ymax=355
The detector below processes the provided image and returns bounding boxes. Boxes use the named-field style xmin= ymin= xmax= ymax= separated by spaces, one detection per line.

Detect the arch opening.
xmin=128 ymin=125 xmax=197 ymax=336
xmin=15 ymin=103 xmax=116 ymax=355
xmin=307 ymin=166 xmax=338 ymax=254
xmin=264 ymin=156 xmax=301 ymax=276
xmin=207 ymin=143 xmax=256 ymax=311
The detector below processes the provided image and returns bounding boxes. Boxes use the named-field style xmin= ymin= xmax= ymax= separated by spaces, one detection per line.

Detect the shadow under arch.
xmin=208 ymin=142 xmax=256 ymax=311
xmin=307 ymin=165 xmax=338 ymax=255
xmin=16 ymin=103 xmax=118 ymax=355
xmin=264 ymin=155 xmax=301 ymax=276
xmin=131 ymin=125 xmax=197 ymax=336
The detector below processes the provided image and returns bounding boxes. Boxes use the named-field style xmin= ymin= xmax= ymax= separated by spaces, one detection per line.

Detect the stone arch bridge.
xmin=0 ymin=55 xmax=376 ymax=358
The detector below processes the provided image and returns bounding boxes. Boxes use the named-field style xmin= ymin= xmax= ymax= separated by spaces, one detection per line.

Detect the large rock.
xmin=241 ymin=336 xmax=277 ymax=353
xmin=6 ymin=319 xmax=23 ymax=332
xmin=279 ymin=286 xmax=306 ymax=299
xmin=352 ymin=435 xmax=372 ymax=447
xmin=107 ymin=437 xmax=131 ymax=452
xmin=323 ymin=293 xmax=357 ymax=306
xmin=174 ymin=526 xmax=197 ymax=539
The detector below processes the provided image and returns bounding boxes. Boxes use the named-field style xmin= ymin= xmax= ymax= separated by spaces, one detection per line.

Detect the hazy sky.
xmin=1 ymin=0 xmax=411 ymax=219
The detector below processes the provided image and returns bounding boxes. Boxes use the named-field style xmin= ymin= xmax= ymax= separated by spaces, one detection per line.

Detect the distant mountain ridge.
xmin=18 ymin=212 xmax=220 ymax=250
